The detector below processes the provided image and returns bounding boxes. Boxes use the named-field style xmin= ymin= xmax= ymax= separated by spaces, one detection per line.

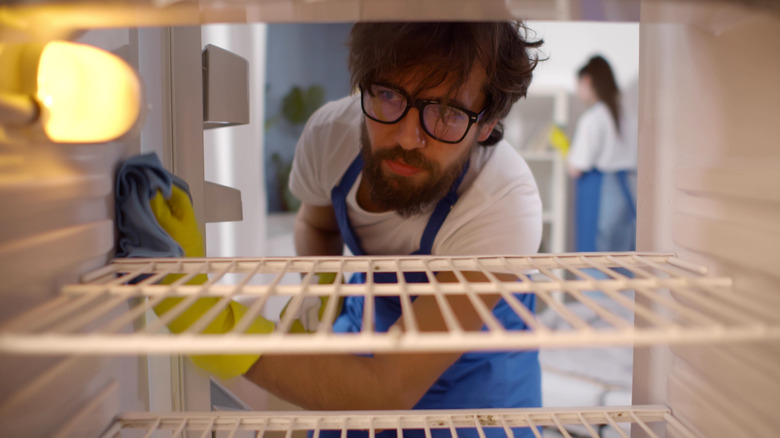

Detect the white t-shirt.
xmin=289 ymin=95 xmax=542 ymax=256
xmin=567 ymin=101 xmax=637 ymax=173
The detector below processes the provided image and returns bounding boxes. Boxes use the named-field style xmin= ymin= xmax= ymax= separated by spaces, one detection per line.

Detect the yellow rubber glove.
xmin=549 ymin=124 xmax=570 ymax=157
xmin=149 ymin=185 xmax=274 ymax=379
xmin=149 ymin=185 xmax=204 ymax=258
xmin=153 ymin=296 xmax=274 ymax=380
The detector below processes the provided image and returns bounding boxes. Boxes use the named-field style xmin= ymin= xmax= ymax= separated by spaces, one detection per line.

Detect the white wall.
xmin=525 ymin=20 xmax=640 ymax=94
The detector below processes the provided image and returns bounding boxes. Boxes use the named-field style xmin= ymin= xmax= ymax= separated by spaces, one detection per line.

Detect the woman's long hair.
xmin=578 ymin=55 xmax=621 ymax=132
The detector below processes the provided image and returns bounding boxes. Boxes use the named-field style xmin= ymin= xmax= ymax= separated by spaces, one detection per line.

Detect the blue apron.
xmin=320 ymin=153 xmax=541 ymax=438
xmin=575 ymin=169 xmax=636 ymax=253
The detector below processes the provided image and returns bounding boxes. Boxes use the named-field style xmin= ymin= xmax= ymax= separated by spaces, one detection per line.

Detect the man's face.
xmin=360 ymin=66 xmax=496 ymax=217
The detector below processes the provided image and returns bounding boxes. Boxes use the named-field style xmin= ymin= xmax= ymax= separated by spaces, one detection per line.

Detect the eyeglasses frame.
xmin=359 ymin=82 xmax=487 ymax=144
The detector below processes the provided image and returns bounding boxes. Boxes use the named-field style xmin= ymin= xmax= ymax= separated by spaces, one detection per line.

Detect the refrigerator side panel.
xmin=0 ymin=29 xmax=149 ymax=436
xmin=0 ymin=139 xmax=148 ymax=436
xmin=635 ymin=2 xmax=780 ymax=437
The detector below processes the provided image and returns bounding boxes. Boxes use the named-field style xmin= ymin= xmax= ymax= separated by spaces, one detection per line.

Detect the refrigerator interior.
xmin=0 ymin=0 xmax=779 ymax=437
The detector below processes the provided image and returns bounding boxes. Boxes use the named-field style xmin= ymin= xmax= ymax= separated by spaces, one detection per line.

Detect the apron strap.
xmin=331 ymin=154 xmax=367 ymax=256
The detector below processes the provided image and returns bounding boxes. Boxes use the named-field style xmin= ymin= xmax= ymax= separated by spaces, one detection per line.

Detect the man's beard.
xmin=360 ymin=121 xmax=473 ymax=218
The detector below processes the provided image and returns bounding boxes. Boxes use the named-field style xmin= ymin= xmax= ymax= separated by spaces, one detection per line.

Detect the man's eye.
xmin=431 ymin=105 xmax=466 ymax=123
xmin=377 ymin=89 xmax=401 ymax=103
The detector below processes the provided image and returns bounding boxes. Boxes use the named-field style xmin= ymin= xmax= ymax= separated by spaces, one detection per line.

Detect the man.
xmin=245 ymin=22 xmax=543 ymax=437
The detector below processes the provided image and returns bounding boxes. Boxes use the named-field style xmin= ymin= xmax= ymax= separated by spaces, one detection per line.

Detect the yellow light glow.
xmin=36 ymin=41 xmax=141 ymax=143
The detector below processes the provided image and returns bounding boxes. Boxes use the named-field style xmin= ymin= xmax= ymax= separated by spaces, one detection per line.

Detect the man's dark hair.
xmin=348 ymin=22 xmax=543 ymax=146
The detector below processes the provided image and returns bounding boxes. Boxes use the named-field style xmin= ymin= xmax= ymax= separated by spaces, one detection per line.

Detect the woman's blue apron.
xmin=318 ymin=153 xmax=541 ymax=438
xmin=575 ymin=169 xmax=636 ymax=253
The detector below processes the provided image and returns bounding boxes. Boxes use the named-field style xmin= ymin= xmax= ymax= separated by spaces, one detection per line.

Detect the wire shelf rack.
xmin=100 ymin=405 xmax=698 ymax=438
xmin=1 ymin=252 xmax=778 ymax=355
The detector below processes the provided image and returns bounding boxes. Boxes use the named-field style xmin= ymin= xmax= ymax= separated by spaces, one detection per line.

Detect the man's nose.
xmin=394 ymin=107 xmax=427 ymax=150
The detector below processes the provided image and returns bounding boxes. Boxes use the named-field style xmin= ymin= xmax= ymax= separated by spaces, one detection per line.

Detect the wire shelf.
xmin=1 ymin=252 xmax=778 ymax=355
xmin=100 ymin=405 xmax=698 ymax=438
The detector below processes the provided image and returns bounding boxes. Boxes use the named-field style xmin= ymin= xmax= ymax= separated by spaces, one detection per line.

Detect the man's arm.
xmin=244 ymin=271 xmax=506 ymax=410
xmin=245 ymin=350 xmax=458 ymax=410
xmin=294 ymin=202 xmax=344 ymax=256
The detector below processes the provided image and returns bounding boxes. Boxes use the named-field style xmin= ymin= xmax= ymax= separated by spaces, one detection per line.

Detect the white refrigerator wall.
xmin=635 ymin=2 xmax=780 ymax=437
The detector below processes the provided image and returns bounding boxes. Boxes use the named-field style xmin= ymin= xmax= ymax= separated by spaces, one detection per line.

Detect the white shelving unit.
xmin=504 ymin=86 xmax=569 ymax=254
xmin=1 ymin=252 xmax=776 ymax=356
xmin=101 ymin=406 xmax=696 ymax=438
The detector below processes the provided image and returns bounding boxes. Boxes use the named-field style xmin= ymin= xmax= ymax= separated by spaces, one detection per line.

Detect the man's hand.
xmin=150 ymin=186 xmax=204 ymax=258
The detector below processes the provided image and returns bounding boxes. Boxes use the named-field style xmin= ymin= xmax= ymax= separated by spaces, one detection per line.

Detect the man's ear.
xmin=477 ymin=120 xmax=499 ymax=143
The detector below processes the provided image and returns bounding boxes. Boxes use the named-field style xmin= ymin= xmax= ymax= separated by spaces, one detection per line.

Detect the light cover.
xmin=36 ymin=41 xmax=141 ymax=143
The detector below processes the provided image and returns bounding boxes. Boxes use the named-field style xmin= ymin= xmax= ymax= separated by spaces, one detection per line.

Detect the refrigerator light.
xmin=36 ymin=41 xmax=141 ymax=143
xmin=0 ymin=41 xmax=142 ymax=143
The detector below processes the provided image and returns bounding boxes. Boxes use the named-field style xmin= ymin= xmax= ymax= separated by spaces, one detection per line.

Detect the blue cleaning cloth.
xmin=115 ymin=152 xmax=190 ymax=258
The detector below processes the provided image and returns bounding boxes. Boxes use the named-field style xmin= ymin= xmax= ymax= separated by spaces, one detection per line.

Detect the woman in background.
xmin=568 ymin=55 xmax=637 ymax=252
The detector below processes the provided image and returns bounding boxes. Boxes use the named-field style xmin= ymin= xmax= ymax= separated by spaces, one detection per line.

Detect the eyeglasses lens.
xmin=363 ymin=85 xmax=406 ymax=122
xmin=363 ymin=84 xmax=470 ymax=143
xmin=423 ymin=105 xmax=469 ymax=143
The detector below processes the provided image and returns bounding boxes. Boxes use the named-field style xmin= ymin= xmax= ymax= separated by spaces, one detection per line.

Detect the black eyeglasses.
xmin=360 ymin=83 xmax=486 ymax=144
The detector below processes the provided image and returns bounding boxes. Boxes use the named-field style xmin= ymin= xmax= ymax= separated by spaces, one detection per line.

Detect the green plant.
xmin=266 ymin=84 xmax=325 ymax=131
xmin=267 ymin=84 xmax=324 ymax=212
xmin=281 ymin=85 xmax=325 ymax=125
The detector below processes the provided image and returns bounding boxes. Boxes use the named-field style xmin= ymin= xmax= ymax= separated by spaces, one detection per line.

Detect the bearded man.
xmin=246 ymin=21 xmax=544 ymax=438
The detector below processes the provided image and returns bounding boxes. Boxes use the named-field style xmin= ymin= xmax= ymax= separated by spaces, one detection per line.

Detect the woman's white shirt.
xmin=567 ymin=101 xmax=637 ymax=173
